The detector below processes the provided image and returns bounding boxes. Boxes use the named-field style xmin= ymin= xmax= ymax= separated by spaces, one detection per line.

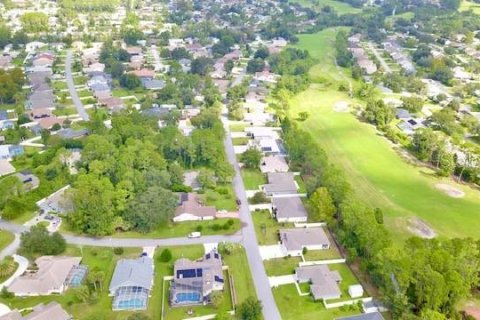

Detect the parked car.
xmin=188 ymin=232 xmax=201 ymax=238
xmin=236 ymin=198 xmax=241 ymax=205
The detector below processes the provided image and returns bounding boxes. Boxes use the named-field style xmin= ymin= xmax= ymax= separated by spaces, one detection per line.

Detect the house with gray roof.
xmin=336 ymin=312 xmax=385 ymax=320
xmin=262 ymin=172 xmax=298 ymax=196
xmin=272 ymin=196 xmax=308 ymax=223
xmin=0 ymin=145 xmax=24 ymax=160
xmin=0 ymin=301 xmax=72 ymax=320
xmin=170 ymin=250 xmax=224 ymax=306
xmin=8 ymin=256 xmax=82 ymax=296
xmin=142 ymin=78 xmax=165 ymax=90
xmin=295 ymin=265 xmax=342 ymax=301
xmin=279 ymin=227 xmax=330 ymax=256
xmin=56 ymin=128 xmax=89 ymax=140
xmin=109 ymin=256 xmax=154 ymax=311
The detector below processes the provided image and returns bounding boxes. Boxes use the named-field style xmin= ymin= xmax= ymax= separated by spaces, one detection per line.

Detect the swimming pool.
xmin=176 ymin=292 xmax=201 ymax=303
xmin=117 ymin=299 xmax=146 ymax=309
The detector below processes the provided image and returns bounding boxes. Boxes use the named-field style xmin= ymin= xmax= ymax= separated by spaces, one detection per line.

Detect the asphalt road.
xmin=222 ymin=113 xmax=282 ymax=320
xmin=0 ymin=220 xmax=241 ymax=249
xmin=65 ymin=50 xmax=90 ymax=121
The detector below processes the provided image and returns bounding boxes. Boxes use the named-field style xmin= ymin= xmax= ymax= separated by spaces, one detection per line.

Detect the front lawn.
xmin=62 ymin=219 xmax=241 ymax=240
xmin=264 ymin=256 xmax=302 ymax=276
xmin=201 ymin=185 xmax=238 ymax=211
xmin=241 ymin=169 xmax=266 ymax=190
xmin=0 ymin=230 xmax=14 ymax=253
xmin=229 ymin=123 xmax=248 ymax=132
xmin=252 ymin=209 xmax=293 ymax=245
xmin=272 ymin=284 xmax=362 ymax=320
xmin=232 ymin=137 xmax=250 ymax=146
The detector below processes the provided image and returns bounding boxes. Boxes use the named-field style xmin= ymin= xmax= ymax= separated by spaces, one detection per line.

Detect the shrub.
xmin=195 ymin=225 xmax=203 ymax=232
xmin=0 ymin=287 xmax=13 ymax=299
xmin=159 ymin=249 xmax=172 ymax=262
xmin=211 ymin=224 xmax=222 ymax=231
xmin=113 ymin=247 xmax=124 ymax=255
xmin=249 ymin=192 xmax=269 ymax=204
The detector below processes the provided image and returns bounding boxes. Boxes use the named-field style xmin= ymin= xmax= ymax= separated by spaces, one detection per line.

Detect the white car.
xmin=188 ymin=232 xmax=201 ymax=238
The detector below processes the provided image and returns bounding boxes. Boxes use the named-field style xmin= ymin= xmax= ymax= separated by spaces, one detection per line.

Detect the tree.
xmin=401 ymin=96 xmax=424 ymax=113
xmin=363 ymin=100 xmax=395 ymax=127
xmin=246 ymin=58 xmax=265 ymax=74
xmin=0 ymin=256 xmax=16 ymax=278
xmin=159 ymin=248 xmax=172 ymax=262
xmin=87 ymin=268 xmax=105 ymax=292
xmin=254 ymin=47 xmax=270 ymax=60
xmin=241 ymin=148 xmax=262 ymax=169
xmin=0 ymin=24 xmax=11 ymax=49
xmin=20 ymin=224 xmax=66 ymax=257
xmin=237 ymin=297 xmax=262 ymax=320
xmin=197 ymin=168 xmax=217 ymax=189
xmin=123 ymin=186 xmax=178 ymax=233
xmin=309 ymin=187 xmax=336 ymax=223
xmin=41 ymin=129 xmax=51 ymax=145
xmin=20 ymin=12 xmax=49 ymax=33
xmin=191 ymin=57 xmax=213 ymax=76
xmin=412 ymin=128 xmax=438 ymax=161
xmin=120 ymin=73 xmax=141 ymax=89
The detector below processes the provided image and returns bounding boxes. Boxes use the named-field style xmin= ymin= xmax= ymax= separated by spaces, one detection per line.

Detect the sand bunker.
xmin=407 ymin=218 xmax=437 ymax=239
xmin=333 ymin=101 xmax=349 ymax=112
xmin=436 ymin=183 xmax=465 ymax=198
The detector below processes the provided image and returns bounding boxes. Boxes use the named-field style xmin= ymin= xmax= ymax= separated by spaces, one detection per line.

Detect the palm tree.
xmin=0 ymin=257 xmax=16 ymax=278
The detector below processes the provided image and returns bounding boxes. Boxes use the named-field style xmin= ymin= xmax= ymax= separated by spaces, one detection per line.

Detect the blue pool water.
xmin=117 ymin=299 xmax=146 ymax=309
xmin=176 ymin=292 xmax=201 ymax=303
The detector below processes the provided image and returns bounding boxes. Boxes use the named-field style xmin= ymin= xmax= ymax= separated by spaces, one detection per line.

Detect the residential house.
xmin=397 ymin=118 xmax=425 ymax=135
xmin=0 ymin=301 xmax=72 ymax=320
xmin=109 ymin=256 xmax=154 ymax=311
xmin=395 ymin=108 xmax=412 ymax=120
xmin=170 ymin=250 xmax=224 ymax=306
xmin=0 ymin=145 xmax=24 ymax=160
xmin=8 ymin=256 xmax=82 ymax=296
xmin=36 ymin=185 xmax=72 ymax=214
xmin=279 ymin=227 xmax=330 ymax=256
xmin=131 ymin=69 xmax=155 ymax=79
xmin=0 ymin=160 xmax=15 ymax=177
xmin=295 ymin=265 xmax=342 ymax=301
xmin=262 ymin=172 xmax=298 ymax=196
xmin=98 ymin=97 xmax=124 ymax=112
xmin=14 ymin=171 xmax=40 ymax=191
xmin=56 ymin=128 xmax=89 ymax=140
xmin=183 ymin=171 xmax=200 ymax=191
xmin=260 ymin=155 xmax=289 ymax=173
xmin=174 ymin=193 xmax=217 ymax=222
xmin=272 ymin=196 xmax=308 ymax=223
xmin=142 ymin=78 xmax=165 ymax=90
xmin=336 ymin=312 xmax=385 ymax=320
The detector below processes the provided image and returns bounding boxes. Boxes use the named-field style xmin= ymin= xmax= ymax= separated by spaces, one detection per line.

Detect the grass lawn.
xmin=328 ymin=263 xmax=363 ymax=301
xmin=294 ymin=175 xmax=307 ymax=193
xmin=232 ymin=137 xmax=250 ymax=146
xmin=53 ymin=107 xmax=78 ymax=116
xmin=77 ymin=90 xmax=94 ymax=98
xmin=229 ymin=123 xmax=248 ymax=132
xmin=252 ymin=209 xmax=294 ymax=245
xmin=73 ymin=76 xmax=88 ymax=86
xmin=52 ymin=81 xmax=68 ymax=91
xmin=264 ymin=256 xmax=302 ymax=276
xmin=290 ymin=28 xmax=480 ymax=240
xmin=241 ymin=169 xmax=266 ymax=190
xmin=0 ymin=245 xmax=144 ymax=320
xmin=62 ymin=219 xmax=241 ymax=239
xmin=460 ymin=0 xmax=480 ymax=13
xmin=290 ymin=0 xmax=361 ymax=14
xmin=303 ymin=247 xmax=342 ymax=261
xmin=201 ymin=185 xmax=238 ymax=211
xmin=272 ymin=284 xmax=362 ymax=320
xmin=0 ymin=230 xmax=14 ymax=253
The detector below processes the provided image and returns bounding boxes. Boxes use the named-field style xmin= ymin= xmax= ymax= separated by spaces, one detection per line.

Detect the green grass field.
xmin=0 ymin=230 xmax=14 ymax=254
xmin=241 ymin=169 xmax=266 ymax=190
xmin=460 ymin=0 xmax=480 ymax=13
xmin=290 ymin=0 xmax=361 ymax=15
xmin=290 ymin=29 xmax=480 ymax=239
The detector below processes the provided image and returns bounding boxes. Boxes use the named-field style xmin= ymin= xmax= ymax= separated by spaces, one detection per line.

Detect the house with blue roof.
xmin=0 ymin=145 xmax=24 ymax=160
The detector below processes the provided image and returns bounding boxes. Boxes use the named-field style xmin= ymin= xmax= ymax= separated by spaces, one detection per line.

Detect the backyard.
xmin=290 ymin=0 xmax=361 ymax=15
xmin=290 ymin=28 xmax=480 ymax=240
xmin=251 ymin=209 xmax=294 ymax=245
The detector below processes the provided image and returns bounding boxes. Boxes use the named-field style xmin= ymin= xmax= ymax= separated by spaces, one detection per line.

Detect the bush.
xmin=195 ymin=225 xmax=203 ymax=232
xmin=113 ymin=247 xmax=124 ymax=255
xmin=249 ymin=192 xmax=269 ymax=204
xmin=211 ymin=224 xmax=222 ymax=231
xmin=216 ymin=187 xmax=229 ymax=195
xmin=0 ymin=287 xmax=13 ymax=299
xmin=20 ymin=225 xmax=66 ymax=257
xmin=159 ymin=249 xmax=172 ymax=262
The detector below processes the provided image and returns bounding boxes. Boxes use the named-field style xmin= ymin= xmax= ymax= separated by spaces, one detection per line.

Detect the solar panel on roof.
xmin=177 ymin=269 xmax=197 ymax=278
xmin=206 ymin=253 xmax=211 ymax=259
xmin=214 ymin=276 xmax=224 ymax=283
xmin=196 ymin=268 xmax=203 ymax=277
xmin=214 ymin=253 xmax=219 ymax=259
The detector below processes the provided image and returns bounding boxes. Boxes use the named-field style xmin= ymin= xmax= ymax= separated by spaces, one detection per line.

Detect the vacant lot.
xmin=290 ymin=29 xmax=480 ymax=239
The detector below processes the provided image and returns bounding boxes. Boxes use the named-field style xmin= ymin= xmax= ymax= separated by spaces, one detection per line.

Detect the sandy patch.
xmin=465 ymin=306 xmax=480 ymax=320
xmin=436 ymin=183 xmax=465 ymax=198
xmin=333 ymin=101 xmax=349 ymax=112
xmin=407 ymin=218 xmax=436 ymax=239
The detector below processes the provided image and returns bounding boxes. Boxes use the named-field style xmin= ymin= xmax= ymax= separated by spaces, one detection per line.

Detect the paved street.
xmin=65 ymin=50 xmax=90 ymax=121
xmin=0 ymin=220 xmax=241 ymax=251
xmin=368 ymin=42 xmax=392 ymax=73
xmin=222 ymin=113 xmax=282 ymax=320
